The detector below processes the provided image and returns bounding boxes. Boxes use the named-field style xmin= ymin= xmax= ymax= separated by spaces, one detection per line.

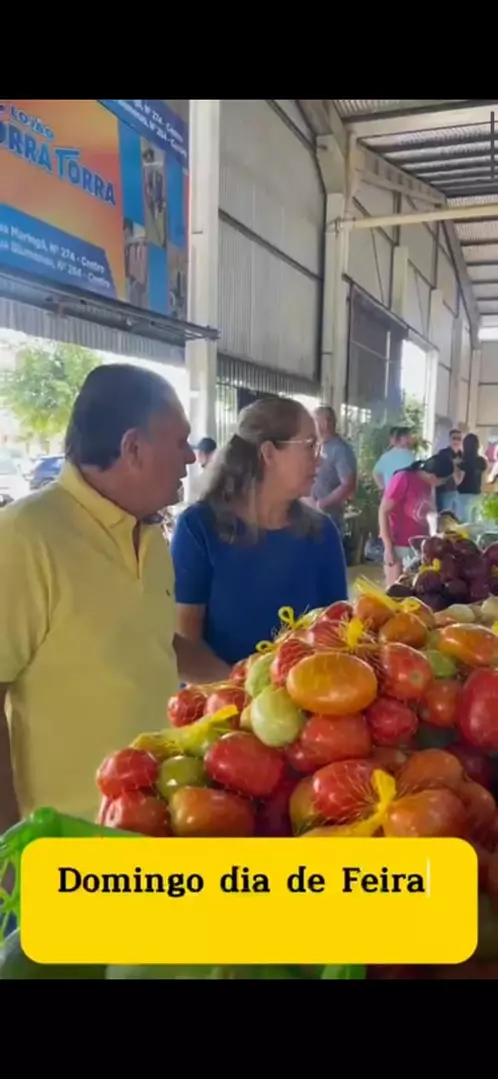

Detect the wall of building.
xmin=347 ymin=184 xmax=473 ymax=433
xmin=476 ymin=341 xmax=498 ymax=442
xmin=218 ymin=100 xmax=324 ymax=384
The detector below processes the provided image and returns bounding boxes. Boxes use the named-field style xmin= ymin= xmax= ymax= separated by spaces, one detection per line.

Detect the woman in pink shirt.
xmin=379 ymin=455 xmax=460 ymax=587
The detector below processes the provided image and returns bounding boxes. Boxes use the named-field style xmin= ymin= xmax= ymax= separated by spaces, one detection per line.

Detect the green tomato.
xmin=245 ymin=652 xmax=274 ymax=698
xmin=423 ymin=649 xmax=458 ymax=680
xmin=251 ymin=685 xmax=305 ymax=748
xmin=156 ymin=755 xmax=207 ymax=801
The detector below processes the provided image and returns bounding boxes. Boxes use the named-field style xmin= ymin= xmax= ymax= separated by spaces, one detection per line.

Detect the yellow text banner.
xmin=21 ymin=837 xmax=477 ymax=966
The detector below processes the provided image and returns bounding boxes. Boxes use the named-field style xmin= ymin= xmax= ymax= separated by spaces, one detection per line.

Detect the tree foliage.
xmin=0 ymin=342 xmax=102 ymax=439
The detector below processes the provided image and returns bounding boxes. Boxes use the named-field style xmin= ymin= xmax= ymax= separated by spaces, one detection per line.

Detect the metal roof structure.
xmin=332 ymin=100 xmax=498 ymax=328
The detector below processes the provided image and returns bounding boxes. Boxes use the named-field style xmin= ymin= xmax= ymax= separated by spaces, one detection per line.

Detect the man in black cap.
xmin=195 ymin=436 xmax=217 ymax=469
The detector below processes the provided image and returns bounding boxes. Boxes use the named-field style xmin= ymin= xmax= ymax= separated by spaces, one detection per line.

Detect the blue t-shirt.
xmin=374 ymin=447 xmax=415 ymax=487
xmin=171 ymin=503 xmax=348 ymax=665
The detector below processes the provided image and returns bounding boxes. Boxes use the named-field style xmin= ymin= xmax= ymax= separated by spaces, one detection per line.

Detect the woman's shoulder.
xmin=173 ymin=500 xmax=216 ymax=540
xmin=300 ymin=505 xmax=342 ymax=544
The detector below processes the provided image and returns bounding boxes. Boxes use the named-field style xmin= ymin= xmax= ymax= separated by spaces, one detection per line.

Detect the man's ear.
xmin=120 ymin=428 xmax=141 ymax=466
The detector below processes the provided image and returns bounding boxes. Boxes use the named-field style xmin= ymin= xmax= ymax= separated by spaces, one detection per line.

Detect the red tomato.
xmin=383 ymin=788 xmax=467 ymax=838
xmin=378 ymin=612 xmax=428 ymax=650
xmin=457 ymin=668 xmax=498 ymax=752
xmin=168 ymin=687 xmax=207 ymax=728
xmin=287 ymin=651 xmax=378 ymax=716
xmin=102 ymin=791 xmax=171 ymax=836
xmin=96 ymin=748 xmax=159 ymax=798
xmin=418 ymin=679 xmax=462 ymax=729
xmin=320 ymin=601 xmax=353 ymax=624
xmin=270 ymin=638 xmax=314 ymax=688
xmin=301 ymin=713 xmax=371 ymax=766
xmin=312 ymin=759 xmax=377 ymax=822
xmin=379 ymin=643 xmax=433 ymax=702
xmin=305 ymin=620 xmax=343 ymax=651
xmin=285 ymin=737 xmax=323 ymax=775
xmin=449 ymin=742 xmax=493 ymax=789
xmin=457 ymin=780 xmax=496 ymax=842
xmin=204 ymin=731 xmax=285 ymax=799
xmin=397 ymin=748 xmax=464 ymax=795
xmin=255 ymin=774 xmax=297 ymax=837
xmin=289 ymin=775 xmax=321 ymax=834
xmin=169 ymin=786 xmax=254 ymax=837
xmin=365 ymin=697 xmax=418 ymax=747
xmin=205 ymin=686 xmax=249 ymax=720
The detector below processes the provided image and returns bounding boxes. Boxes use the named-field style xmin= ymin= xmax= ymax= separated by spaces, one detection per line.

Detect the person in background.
xmin=436 ymin=429 xmax=462 ymax=515
xmin=456 ymin=433 xmax=488 ymax=523
xmin=195 ymin=437 xmax=217 ymax=469
xmin=373 ymin=426 xmax=415 ymax=492
xmin=309 ymin=406 xmax=357 ymax=531
xmin=0 ymin=364 xmax=229 ymax=832
xmin=171 ymin=397 xmax=348 ymax=666
xmin=379 ymin=454 xmax=460 ymax=588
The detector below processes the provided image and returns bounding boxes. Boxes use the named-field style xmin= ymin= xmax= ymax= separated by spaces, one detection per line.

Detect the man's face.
xmin=450 ymin=432 xmax=462 ymax=455
xmin=314 ymin=409 xmax=334 ymax=441
xmin=196 ymin=450 xmax=211 ymax=469
xmin=398 ymin=433 xmax=413 ymax=449
xmin=124 ymin=403 xmax=195 ymax=513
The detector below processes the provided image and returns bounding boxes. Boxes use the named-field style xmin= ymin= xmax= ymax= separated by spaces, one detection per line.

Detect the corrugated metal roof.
xmin=334 ymin=100 xmax=408 ymax=118
xmin=327 ymin=101 xmax=498 ymax=325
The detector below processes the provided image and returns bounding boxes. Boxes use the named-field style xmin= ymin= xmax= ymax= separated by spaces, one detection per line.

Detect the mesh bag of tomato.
xmin=95 ymin=593 xmax=498 ymax=977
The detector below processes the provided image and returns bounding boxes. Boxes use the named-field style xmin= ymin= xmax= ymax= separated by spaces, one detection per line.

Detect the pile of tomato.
xmin=95 ymin=588 xmax=498 ymax=977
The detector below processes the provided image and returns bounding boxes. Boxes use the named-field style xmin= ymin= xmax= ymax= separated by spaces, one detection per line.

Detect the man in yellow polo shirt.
xmin=0 ymin=363 xmax=229 ymax=831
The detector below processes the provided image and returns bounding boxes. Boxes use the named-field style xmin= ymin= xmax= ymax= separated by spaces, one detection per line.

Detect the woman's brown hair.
xmin=198 ymin=395 xmax=322 ymax=542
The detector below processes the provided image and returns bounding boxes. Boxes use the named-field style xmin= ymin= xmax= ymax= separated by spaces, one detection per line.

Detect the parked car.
xmin=29 ymin=455 xmax=64 ymax=491
xmin=0 ymin=457 xmax=30 ymax=502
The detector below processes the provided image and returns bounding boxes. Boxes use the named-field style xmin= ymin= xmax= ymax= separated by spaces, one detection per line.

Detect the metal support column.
xmin=186 ymin=99 xmax=220 ymax=463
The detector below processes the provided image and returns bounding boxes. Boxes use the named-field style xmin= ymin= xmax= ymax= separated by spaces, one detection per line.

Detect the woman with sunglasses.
xmin=170 ymin=397 xmax=348 ymax=666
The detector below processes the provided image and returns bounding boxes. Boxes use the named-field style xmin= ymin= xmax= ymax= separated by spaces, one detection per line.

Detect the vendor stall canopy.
xmin=299 ymin=100 xmax=498 ymax=331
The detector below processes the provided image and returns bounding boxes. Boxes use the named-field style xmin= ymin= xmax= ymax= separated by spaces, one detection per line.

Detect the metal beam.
xmin=347 ymin=102 xmax=498 ymax=139
xmin=345 ymin=200 xmax=498 ymax=231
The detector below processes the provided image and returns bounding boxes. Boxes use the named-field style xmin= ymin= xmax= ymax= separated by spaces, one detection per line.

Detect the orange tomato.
xmin=407 ymin=600 xmax=436 ymax=630
xmin=436 ymin=624 xmax=498 ymax=668
xmin=289 ymin=775 xmax=321 ymax=834
xmin=353 ymin=595 xmax=392 ymax=630
xmin=286 ymin=651 xmax=378 ymax=716
xmin=397 ymin=748 xmax=464 ymax=795
xmin=383 ymin=788 xmax=467 ymax=838
xmin=378 ymin=612 xmax=428 ymax=649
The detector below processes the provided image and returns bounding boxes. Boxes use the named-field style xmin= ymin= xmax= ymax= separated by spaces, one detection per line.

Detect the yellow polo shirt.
xmin=0 ymin=462 xmax=179 ymax=823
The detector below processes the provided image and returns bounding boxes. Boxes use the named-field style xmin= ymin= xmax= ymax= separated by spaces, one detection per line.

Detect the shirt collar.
xmin=58 ymin=461 xmax=137 ymax=530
